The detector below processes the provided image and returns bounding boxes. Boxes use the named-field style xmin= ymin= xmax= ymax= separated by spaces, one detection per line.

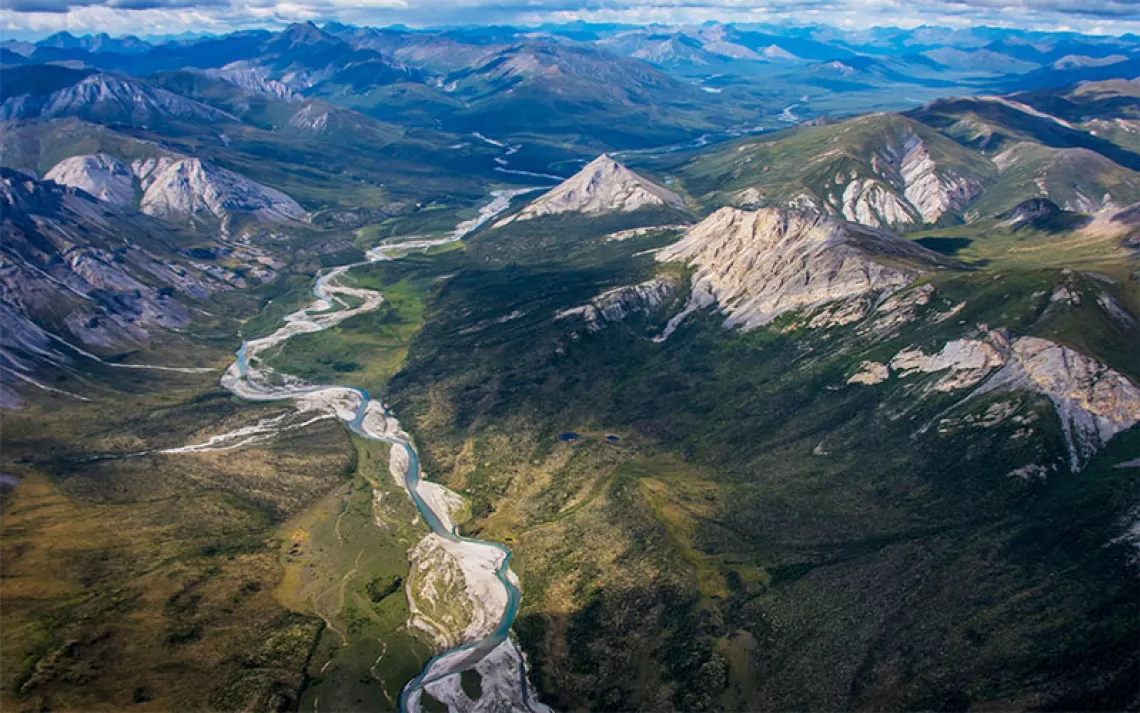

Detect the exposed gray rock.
xmin=977 ymin=337 xmax=1140 ymax=471
xmin=0 ymin=169 xmax=268 ymax=389
xmin=811 ymin=122 xmax=985 ymax=229
xmin=497 ymin=154 xmax=685 ymax=227
xmin=655 ymin=206 xmax=945 ymax=338
xmin=889 ymin=337 xmax=1009 ymax=391
xmin=848 ymin=361 xmax=889 ymax=385
xmin=0 ymin=72 xmax=234 ymax=125
xmin=44 ymin=153 xmax=136 ymax=208
xmin=850 ymin=326 xmax=1140 ymax=471
xmin=556 ymin=275 xmax=678 ymax=332
xmin=199 ymin=64 xmax=301 ymax=102
xmin=132 ymin=156 xmax=304 ymax=225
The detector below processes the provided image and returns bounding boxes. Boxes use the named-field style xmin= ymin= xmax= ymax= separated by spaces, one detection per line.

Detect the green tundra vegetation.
xmin=376 ymin=212 xmax=1139 ymax=711
xmin=2 ymin=47 xmax=1139 ymax=712
xmin=4 ymin=184 xmax=1137 ymax=711
xmin=0 ymin=256 xmax=438 ymax=712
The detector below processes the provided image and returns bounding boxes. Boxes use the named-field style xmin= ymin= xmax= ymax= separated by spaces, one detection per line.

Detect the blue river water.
xmin=227 ymin=252 xmax=532 ymax=712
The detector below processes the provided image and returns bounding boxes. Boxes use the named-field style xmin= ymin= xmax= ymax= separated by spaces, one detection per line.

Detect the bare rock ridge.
xmin=850 ymin=332 xmax=1140 ymax=472
xmin=656 ymin=206 xmax=946 ymax=337
xmin=44 ymin=153 xmax=136 ymax=208
xmin=496 ymin=154 xmax=685 ymax=227
xmin=198 ymin=65 xmax=301 ymax=102
xmin=0 ymin=168 xmax=276 ymax=397
xmin=133 ymin=156 xmax=304 ymax=223
xmin=556 ymin=275 xmax=678 ymax=332
xmin=42 ymin=152 xmax=304 ymax=226
xmin=730 ymin=117 xmax=987 ymax=229
xmin=0 ymin=72 xmax=234 ymax=125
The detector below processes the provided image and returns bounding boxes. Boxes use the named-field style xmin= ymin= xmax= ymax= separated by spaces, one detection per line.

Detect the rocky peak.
xmin=496 ymin=154 xmax=685 ymax=226
xmin=44 ymin=153 xmax=136 ymax=208
xmin=0 ymin=72 xmax=235 ymax=125
xmin=655 ymin=206 xmax=946 ymax=337
xmin=132 ymin=156 xmax=304 ymax=226
xmin=273 ymin=22 xmax=340 ymax=49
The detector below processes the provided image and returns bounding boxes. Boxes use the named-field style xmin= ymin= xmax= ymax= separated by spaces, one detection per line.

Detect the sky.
xmin=2 ymin=0 xmax=1139 ymax=40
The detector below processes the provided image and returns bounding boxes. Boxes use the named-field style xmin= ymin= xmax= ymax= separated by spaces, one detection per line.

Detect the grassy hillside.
xmin=650 ymin=113 xmax=995 ymax=220
xmin=374 ymin=210 xmax=1140 ymax=711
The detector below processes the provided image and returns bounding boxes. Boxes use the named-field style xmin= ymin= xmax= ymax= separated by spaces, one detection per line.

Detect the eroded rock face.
xmin=848 ymin=361 xmax=889 ymax=385
xmin=42 ymin=152 xmax=305 ymax=229
xmin=497 ymin=154 xmax=685 ymax=226
xmin=556 ymin=275 xmax=678 ymax=332
xmin=812 ymin=126 xmax=984 ymax=229
xmin=132 ymin=156 xmax=304 ymax=224
xmin=44 ymin=153 xmax=136 ymax=208
xmin=0 ymin=168 xmax=271 ymax=371
xmin=200 ymin=64 xmax=300 ymax=102
xmin=980 ymin=337 xmax=1140 ymax=471
xmin=890 ymin=338 xmax=1009 ymax=391
xmin=0 ymin=72 xmax=233 ymax=125
xmin=849 ymin=328 xmax=1140 ymax=471
xmin=287 ymin=103 xmax=334 ymax=133
xmin=898 ymin=135 xmax=982 ymax=224
xmin=655 ymin=206 xmax=943 ymax=337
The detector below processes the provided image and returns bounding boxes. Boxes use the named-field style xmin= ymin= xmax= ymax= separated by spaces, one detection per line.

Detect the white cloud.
xmin=1 ymin=0 xmax=1139 ymax=38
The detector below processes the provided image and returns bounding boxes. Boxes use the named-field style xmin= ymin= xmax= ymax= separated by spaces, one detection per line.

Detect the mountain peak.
xmin=36 ymin=31 xmax=81 ymax=49
xmin=655 ymin=206 xmax=947 ymax=335
xmin=276 ymin=21 xmax=337 ymax=47
xmin=497 ymin=153 xmax=685 ymax=226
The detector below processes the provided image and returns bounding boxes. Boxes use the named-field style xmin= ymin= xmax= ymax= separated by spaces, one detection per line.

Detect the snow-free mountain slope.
xmin=132 ymin=156 xmax=304 ymax=224
xmin=673 ymin=113 xmax=994 ymax=229
xmin=498 ymin=154 xmax=685 ymax=226
xmin=656 ymin=206 xmax=948 ymax=333
xmin=0 ymin=70 xmax=235 ymax=126
xmin=0 ymin=168 xmax=273 ymax=374
xmin=44 ymin=153 xmax=136 ymax=208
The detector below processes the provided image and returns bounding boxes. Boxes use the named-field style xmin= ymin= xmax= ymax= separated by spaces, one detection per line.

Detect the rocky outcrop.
xmin=839 ymin=177 xmax=918 ymax=227
xmin=44 ymin=153 xmax=136 ymax=208
xmin=827 ymin=129 xmax=984 ymax=228
xmin=849 ymin=328 xmax=1140 ymax=471
xmin=496 ymin=154 xmax=685 ymax=227
xmin=979 ymin=337 xmax=1140 ymax=471
xmin=655 ymin=206 xmax=944 ymax=337
xmin=848 ymin=361 xmax=889 ymax=385
xmin=132 ymin=156 xmax=304 ymax=225
xmin=41 ymin=152 xmax=304 ymax=228
xmin=199 ymin=64 xmax=300 ymax=102
xmin=899 ymin=135 xmax=983 ymax=223
xmin=0 ymin=72 xmax=234 ymax=125
xmin=999 ymin=197 xmax=1063 ymax=228
xmin=0 ymin=168 xmax=271 ymax=388
xmin=889 ymin=336 xmax=1010 ymax=391
xmin=556 ymin=275 xmax=678 ymax=332
xmin=287 ymin=103 xmax=335 ymax=133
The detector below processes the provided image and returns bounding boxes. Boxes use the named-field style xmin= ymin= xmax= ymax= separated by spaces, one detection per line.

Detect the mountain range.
xmin=1 ymin=18 xmax=1138 ymax=713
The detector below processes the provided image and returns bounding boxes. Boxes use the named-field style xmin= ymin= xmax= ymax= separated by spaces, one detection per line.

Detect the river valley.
xmin=166 ymin=187 xmax=547 ymax=713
